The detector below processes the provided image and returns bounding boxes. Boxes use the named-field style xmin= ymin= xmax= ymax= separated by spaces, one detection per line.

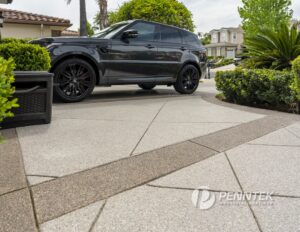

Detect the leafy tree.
xmin=200 ymin=33 xmax=211 ymax=45
xmin=244 ymin=24 xmax=300 ymax=70
xmin=239 ymin=0 xmax=293 ymax=37
xmin=66 ymin=0 xmax=88 ymax=36
xmin=106 ymin=0 xmax=194 ymax=32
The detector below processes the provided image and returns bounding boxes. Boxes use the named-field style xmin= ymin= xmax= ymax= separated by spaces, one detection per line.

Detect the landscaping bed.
xmin=215 ymin=63 xmax=300 ymax=114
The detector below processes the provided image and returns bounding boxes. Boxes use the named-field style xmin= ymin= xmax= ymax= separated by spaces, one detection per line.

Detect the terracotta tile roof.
xmin=61 ymin=29 xmax=80 ymax=36
xmin=0 ymin=8 xmax=72 ymax=27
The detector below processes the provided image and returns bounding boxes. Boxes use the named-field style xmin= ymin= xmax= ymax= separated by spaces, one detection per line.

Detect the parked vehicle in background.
xmin=32 ymin=20 xmax=207 ymax=102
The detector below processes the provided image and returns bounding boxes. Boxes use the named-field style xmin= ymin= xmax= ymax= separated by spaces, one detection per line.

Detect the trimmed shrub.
xmin=0 ymin=43 xmax=51 ymax=71
xmin=0 ymin=38 xmax=31 ymax=44
xmin=0 ymin=58 xmax=18 ymax=127
xmin=292 ymin=56 xmax=300 ymax=101
xmin=215 ymin=68 xmax=295 ymax=107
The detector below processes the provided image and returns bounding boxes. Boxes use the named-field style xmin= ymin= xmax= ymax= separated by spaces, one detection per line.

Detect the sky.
xmin=3 ymin=0 xmax=300 ymax=33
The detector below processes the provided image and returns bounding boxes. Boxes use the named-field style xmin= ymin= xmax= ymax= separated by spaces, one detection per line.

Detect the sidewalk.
xmin=0 ymin=78 xmax=299 ymax=232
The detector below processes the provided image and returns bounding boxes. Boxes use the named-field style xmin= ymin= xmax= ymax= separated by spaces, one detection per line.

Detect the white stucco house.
xmin=205 ymin=26 xmax=244 ymax=58
xmin=0 ymin=8 xmax=74 ymax=39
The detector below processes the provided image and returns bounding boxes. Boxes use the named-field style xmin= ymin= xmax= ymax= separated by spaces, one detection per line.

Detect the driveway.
xmin=1 ymin=68 xmax=299 ymax=232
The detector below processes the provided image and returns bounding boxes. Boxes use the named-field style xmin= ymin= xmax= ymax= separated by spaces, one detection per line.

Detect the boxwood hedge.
xmin=0 ymin=43 xmax=51 ymax=71
xmin=215 ymin=68 xmax=296 ymax=107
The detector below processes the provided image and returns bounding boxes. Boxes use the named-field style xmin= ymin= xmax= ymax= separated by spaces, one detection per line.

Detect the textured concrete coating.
xmin=32 ymin=142 xmax=215 ymax=223
xmin=0 ymin=129 xmax=27 ymax=195
xmin=191 ymin=116 xmax=294 ymax=152
xmin=150 ymin=153 xmax=241 ymax=192
xmin=0 ymin=189 xmax=38 ymax=232
xmin=92 ymin=186 xmax=259 ymax=232
xmin=41 ymin=201 xmax=104 ymax=232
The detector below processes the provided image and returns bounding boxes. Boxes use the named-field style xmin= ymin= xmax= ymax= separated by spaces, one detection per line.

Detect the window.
xmin=221 ymin=32 xmax=227 ymax=42
xmin=232 ymin=32 xmax=237 ymax=42
xmin=160 ymin=26 xmax=182 ymax=44
xmin=182 ymin=31 xmax=200 ymax=46
xmin=129 ymin=22 xmax=159 ymax=42
xmin=51 ymin=30 xmax=61 ymax=37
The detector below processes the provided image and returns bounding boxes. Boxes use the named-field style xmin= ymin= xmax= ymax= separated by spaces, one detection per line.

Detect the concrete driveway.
xmin=1 ymin=66 xmax=299 ymax=232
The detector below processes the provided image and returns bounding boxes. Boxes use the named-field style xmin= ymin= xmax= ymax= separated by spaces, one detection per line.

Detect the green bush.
xmin=292 ymin=56 xmax=300 ymax=101
xmin=0 ymin=38 xmax=31 ymax=44
xmin=0 ymin=43 xmax=51 ymax=71
xmin=0 ymin=58 xmax=18 ymax=127
xmin=215 ymin=68 xmax=295 ymax=107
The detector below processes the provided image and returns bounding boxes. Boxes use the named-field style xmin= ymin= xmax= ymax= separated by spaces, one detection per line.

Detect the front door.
xmin=106 ymin=22 xmax=161 ymax=84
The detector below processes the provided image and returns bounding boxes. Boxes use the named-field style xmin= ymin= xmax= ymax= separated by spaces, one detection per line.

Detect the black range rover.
xmin=33 ymin=20 xmax=207 ymax=102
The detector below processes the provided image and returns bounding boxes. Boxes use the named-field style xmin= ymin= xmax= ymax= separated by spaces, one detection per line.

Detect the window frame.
xmin=159 ymin=25 xmax=183 ymax=44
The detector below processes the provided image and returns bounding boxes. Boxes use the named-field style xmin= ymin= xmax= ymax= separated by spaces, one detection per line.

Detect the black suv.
xmin=33 ymin=20 xmax=207 ymax=102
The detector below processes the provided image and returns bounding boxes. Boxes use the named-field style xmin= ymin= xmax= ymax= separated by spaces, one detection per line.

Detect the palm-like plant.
xmin=66 ymin=0 xmax=88 ymax=36
xmin=244 ymin=23 xmax=300 ymax=70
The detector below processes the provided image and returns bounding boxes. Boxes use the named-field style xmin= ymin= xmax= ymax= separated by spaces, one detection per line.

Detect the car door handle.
xmin=180 ymin=46 xmax=187 ymax=51
xmin=145 ymin=44 xmax=155 ymax=49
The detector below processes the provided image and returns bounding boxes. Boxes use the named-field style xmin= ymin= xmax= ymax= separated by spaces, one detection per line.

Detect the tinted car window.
xmin=160 ymin=26 xmax=182 ymax=44
xmin=129 ymin=22 xmax=159 ymax=41
xmin=182 ymin=31 xmax=200 ymax=46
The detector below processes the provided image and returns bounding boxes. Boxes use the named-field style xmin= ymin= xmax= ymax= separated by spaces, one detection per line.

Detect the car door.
xmin=156 ymin=25 xmax=187 ymax=80
xmin=106 ymin=22 xmax=161 ymax=84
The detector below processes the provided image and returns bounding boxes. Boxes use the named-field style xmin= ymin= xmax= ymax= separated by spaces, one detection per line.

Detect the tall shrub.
xmin=0 ymin=58 xmax=18 ymax=135
xmin=292 ymin=56 xmax=300 ymax=101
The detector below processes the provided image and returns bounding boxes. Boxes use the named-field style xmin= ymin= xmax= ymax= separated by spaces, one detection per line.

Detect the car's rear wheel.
xmin=138 ymin=83 xmax=156 ymax=90
xmin=53 ymin=58 xmax=96 ymax=103
xmin=174 ymin=65 xmax=200 ymax=94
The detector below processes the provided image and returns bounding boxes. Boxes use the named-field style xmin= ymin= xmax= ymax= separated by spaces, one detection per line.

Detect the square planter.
xmin=1 ymin=71 xmax=53 ymax=129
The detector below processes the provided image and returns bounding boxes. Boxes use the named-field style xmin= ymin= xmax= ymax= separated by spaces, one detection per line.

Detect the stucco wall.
xmin=0 ymin=23 xmax=66 ymax=39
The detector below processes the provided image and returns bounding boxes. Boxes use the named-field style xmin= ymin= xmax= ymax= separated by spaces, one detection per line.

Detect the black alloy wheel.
xmin=174 ymin=64 xmax=200 ymax=94
xmin=53 ymin=58 xmax=96 ymax=102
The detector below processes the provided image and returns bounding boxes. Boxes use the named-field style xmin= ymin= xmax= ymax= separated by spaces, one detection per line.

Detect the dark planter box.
xmin=296 ymin=102 xmax=300 ymax=114
xmin=1 ymin=71 xmax=53 ymax=129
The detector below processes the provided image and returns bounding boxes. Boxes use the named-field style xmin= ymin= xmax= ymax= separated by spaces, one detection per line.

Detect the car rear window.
xmin=182 ymin=31 xmax=201 ymax=46
xmin=160 ymin=26 xmax=182 ymax=44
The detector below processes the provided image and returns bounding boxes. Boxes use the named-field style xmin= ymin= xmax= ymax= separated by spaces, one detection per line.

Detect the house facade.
xmin=205 ymin=26 xmax=244 ymax=58
xmin=0 ymin=8 xmax=72 ymax=39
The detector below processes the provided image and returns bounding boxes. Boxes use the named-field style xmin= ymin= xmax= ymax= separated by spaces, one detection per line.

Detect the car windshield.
xmin=92 ymin=22 xmax=130 ymax=39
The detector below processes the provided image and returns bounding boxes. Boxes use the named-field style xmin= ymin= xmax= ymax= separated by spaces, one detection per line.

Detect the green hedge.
xmin=215 ymin=68 xmax=295 ymax=107
xmin=0 ymin=57 xmax=18 ymax=127
xmin=0 ymin=38 xmax=31 ymax=44
xmin=0 ymin=43 xmax=51 ymax=71
xmin=292 ymin=56 xmax=300 ymax=101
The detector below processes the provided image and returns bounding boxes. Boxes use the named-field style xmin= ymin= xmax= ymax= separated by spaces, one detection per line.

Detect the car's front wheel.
xmin=138 ymin=83 xmax=156 ymax=90
xmin=174 ymin=65 xmax=200 ymax=94
xmin=53 ymin=58 xmax=96 ymax=103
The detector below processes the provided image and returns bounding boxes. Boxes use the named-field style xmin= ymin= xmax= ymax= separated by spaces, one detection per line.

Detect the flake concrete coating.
xmin=0 ymin=129 xmax=27 ymax=195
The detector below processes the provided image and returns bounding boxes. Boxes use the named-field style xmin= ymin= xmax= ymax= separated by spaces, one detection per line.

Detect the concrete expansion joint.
xmin=88 ymin=200 xmax=107 ymax=232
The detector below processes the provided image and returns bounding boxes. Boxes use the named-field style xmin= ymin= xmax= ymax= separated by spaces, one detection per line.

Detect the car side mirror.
xmin=122 ymin=29 xmax=138 ymax=39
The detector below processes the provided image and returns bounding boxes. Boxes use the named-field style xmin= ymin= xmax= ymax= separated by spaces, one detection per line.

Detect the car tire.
xmin=174 ymin=64 xmax=200 ymax=94
xmin=138 ymin=83 xmax=156 ymax=90
xmin=53 ymin=58 xmax=96 ymax=103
